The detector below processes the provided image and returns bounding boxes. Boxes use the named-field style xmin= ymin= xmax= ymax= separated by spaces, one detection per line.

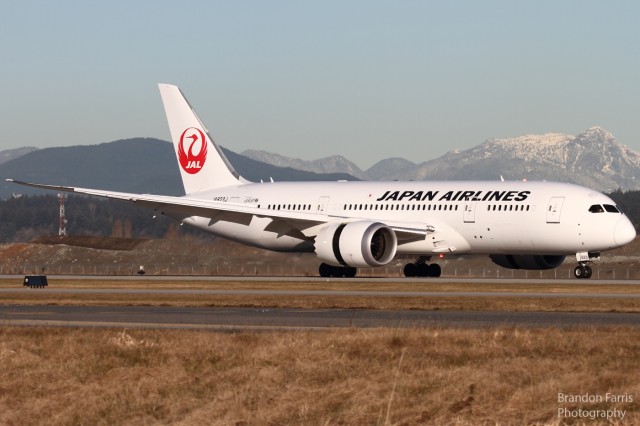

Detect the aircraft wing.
xmin=6 ymin=179 xmax=434 ymax=240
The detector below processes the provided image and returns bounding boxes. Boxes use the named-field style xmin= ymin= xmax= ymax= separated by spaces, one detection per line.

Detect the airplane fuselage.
xmin=172 ymin=180 xmax=633 ymax=257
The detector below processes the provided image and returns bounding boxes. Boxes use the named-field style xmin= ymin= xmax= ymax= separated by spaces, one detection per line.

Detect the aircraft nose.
xmin=614 ymin=217 xmax=636 ymax=246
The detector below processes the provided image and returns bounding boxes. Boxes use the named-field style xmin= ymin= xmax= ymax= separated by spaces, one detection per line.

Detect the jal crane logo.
xmin=178 ymin=128 xmax=208 ymax=174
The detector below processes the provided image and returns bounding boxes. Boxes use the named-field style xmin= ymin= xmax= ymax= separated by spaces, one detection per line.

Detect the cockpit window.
xmin=589 ymin=204 xmax=622 ymax=214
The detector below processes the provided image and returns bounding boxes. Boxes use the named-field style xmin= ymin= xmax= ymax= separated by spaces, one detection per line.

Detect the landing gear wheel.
xmin=319 ymin=263 xmax=357 ymax=278
xmin=319 ymin=263 xmax=332 ymax=277
xmin=574 ymin=265 xmax=592 ymax=279
xmin=416 ymin=264 xmax=429 ymax=277
xmin=428 ymin=264 xmax=442 ymax=278
xmin=404 ymin=262 xmax=442 ymax=278
xmin=403 ymin=263 xmax=417 ymax=277
xmin=344 ymin=267 xmax=357 ymax=278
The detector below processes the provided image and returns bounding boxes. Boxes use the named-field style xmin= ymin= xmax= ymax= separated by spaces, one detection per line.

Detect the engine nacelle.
xmin=490 ymin=254 xmax=566 ymax=270
xmin=315 ymin=221 xmax=397 ymax=268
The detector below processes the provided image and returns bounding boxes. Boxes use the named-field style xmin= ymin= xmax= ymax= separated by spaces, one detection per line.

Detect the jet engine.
xmin=489 ymin=254 xmax=566 ymax=270
xmin=315 ymin=221 xmax=397 ymax=268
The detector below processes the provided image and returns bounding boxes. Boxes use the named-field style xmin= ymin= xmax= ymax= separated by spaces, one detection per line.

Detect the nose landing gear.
xmin=574 ymin=252 xmax=599 ymax=279
xmin=574 ymin=264 xmax=592 ymax=279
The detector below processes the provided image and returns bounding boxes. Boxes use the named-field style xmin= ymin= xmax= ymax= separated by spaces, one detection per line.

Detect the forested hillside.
xmin=609 ymin=190 xmax=640 ymax=230
xmin=0 ymin=138 xmax=358 ymax=199
xmin=0 ymin=191 xmax=638 ymax=243
xmin=0 ymin=195 xmax=187 ymax=242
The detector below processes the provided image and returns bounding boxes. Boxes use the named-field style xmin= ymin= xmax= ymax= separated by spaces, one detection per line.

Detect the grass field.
xmin=0 ymin=326 xmax=638 ymax=425
xmin=1 ymin=277 xmax=639 ymax=424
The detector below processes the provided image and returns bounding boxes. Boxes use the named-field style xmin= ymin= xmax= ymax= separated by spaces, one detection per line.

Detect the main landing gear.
xmin=319 ymin=263 xmax=357 ymax=278
xmin=403 ymin=257 xmax=442 ymax=278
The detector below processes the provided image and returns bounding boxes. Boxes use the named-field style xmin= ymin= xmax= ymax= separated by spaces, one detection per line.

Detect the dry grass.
xmin=0 ymin=326 xmax=638 ymax=425
xmin=3 ymin=277 xmax=640 ymax=293
xmin=3 ymin=292 xmax=640 ymax=313
xmin=2 ymin=278 xmax=640 ymax=313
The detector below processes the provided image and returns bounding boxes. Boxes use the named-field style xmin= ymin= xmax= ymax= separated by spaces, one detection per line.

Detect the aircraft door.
xmin=463 ymin=202 xmax=476 ymax=223
xmin=546 ymin=197 xmax=565 ymax=223
xmin=317 ymin=196 xmax=330 ymax=214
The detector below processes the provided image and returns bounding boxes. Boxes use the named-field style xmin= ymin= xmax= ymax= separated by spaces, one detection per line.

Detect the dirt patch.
xmin=0 ymin=236 xmax=320 ymax=276
xmin=0 ymin=236 xmax=638 ymax=277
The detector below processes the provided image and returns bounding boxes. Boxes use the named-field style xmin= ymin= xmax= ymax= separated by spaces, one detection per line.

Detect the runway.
xmin=2 ymin=276 xmax=639 ymax=330
xmin=4 ymin=275 xmax=640 ymax=285
xmin=2 ymin=287 xmax=640 ymax=298
xmin=1 ymin=305 xmax=639 ymax=330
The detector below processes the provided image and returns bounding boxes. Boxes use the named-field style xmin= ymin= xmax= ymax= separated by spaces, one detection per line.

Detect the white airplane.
xmin=8 ymin=84 xmax=636 ymax=279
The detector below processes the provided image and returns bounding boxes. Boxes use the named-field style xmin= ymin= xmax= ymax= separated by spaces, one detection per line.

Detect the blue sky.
xmin=1 ymin=1 xmax=639 ymax=168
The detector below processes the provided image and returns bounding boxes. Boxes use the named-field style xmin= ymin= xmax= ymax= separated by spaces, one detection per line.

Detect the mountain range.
xmin=1 ymin=126 xmax=638 ymax=199
xmin=0 ymin=147 xmax=38 ymax=165
xmin=0 ymin=139 xmax=355 ymax=199
xmin=243 ymin=127 xmax=640 ymax=192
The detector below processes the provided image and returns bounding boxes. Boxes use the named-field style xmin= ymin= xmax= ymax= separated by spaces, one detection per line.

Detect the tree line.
xmin=0 ymin=194 xmax=188 ymax=243
xmin=0 ymin=191 xmax=638 ymax=243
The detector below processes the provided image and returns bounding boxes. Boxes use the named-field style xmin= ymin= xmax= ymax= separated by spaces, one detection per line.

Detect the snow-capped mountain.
xmin=242 ymin=127 xmax=640 ymax=191
xmin=416 ymin=127 xmax=640 ymax=191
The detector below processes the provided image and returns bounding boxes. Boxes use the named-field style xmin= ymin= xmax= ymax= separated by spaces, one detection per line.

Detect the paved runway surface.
xmin=4 ymin=275 xmax=640 ymax=285
xmin=1 ymin=305 xmax=639 ymax=330
xmin=2 ymin=276 xmax=639 ymax=329
xmin=2 ymin=287 xmax=640 ymax=298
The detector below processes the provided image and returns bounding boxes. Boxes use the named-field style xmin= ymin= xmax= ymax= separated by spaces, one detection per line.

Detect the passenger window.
xmin=589 ymin=204 xmax=604 ymax=213
xmin=603 ymin=204 xmax=620 ymax=213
